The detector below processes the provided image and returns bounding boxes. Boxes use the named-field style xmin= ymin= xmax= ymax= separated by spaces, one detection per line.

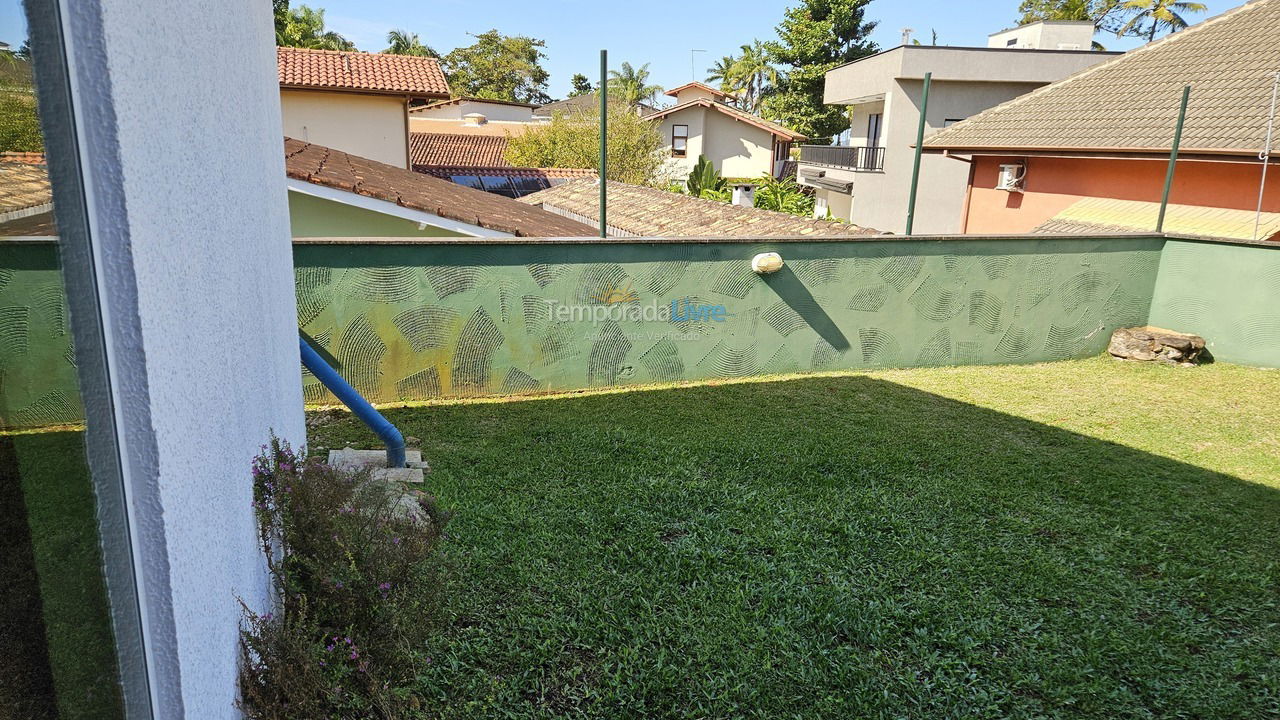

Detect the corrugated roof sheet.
xmin=277 ymin=47 xmax=449 ymax=97
xmin=519 ymin=180 xmax=881 ymax=237
xmin=925 ymin=0 xmax=1280 ymax=155
xmin=1033 ymin=197 xmax=1280 ymax=241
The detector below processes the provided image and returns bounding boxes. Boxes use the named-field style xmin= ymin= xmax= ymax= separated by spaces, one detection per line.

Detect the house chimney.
xmin=462 ymin=112 xmax=488 ymax=127
xmin=731 ymin=183 xmax=756 ymax=208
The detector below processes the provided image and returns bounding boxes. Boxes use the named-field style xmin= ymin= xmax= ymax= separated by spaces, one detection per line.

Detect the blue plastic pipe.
xmin=298 ymin=335 xmax=406 ymax=468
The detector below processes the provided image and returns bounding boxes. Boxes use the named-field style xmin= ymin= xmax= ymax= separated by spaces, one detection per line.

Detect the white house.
xmin=647 ymin=82 xmax=806 ymax=181
xmin=796 ymin=29 xmax=1117 ymax=233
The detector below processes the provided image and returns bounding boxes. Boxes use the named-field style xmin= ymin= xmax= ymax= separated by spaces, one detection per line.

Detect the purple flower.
xmin=378 ymin=582 xmax=392 ymax=592
xmin=392 ymin=537 xmax=401 ymax=545
xmin=349 ymin=650 xmax=359 ymax=660
xmin=319 ymin=660 xmax=326 ymax=666
xmin=334 ymin=580 xmax=344 ymax=589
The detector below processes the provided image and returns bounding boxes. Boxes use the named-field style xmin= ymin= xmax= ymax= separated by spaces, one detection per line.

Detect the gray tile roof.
xmin=925 ymin=0 xmax=1280 ymax=156
xmin=519 ymin=180 xmax=881 ymax=237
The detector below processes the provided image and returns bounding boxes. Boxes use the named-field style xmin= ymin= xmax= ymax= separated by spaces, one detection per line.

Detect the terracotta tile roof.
xmin=417 ymin=165 xmax=596 ymax=180
xmin=665 ymin=81 xmax=730 ymax=98
xmin=0 ymin=158 xmax=51 ymax=216
xmin=410 ymin=132 xmax=511 ymax=167
xmin=647 ymin=98 xmax=807 ymax=142
xmin=284 ymin=138 xmax=594 ymax=237
xmin=925 ymin=0 xmax=1280 ymax=155
xmin=519 ymin=180 xmax=881 ymax=237
xmin=0 ymin=152 xmax=46 ymax=164
xmin=1034 ymin=197 xmax=1280 ymax=241
xmin=277 ymin=47 xmax=449 ymax=98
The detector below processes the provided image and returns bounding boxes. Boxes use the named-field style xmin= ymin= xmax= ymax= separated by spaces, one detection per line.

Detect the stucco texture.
xmin=291 ymin=237 xmax=1163 ymax=405
xmin=281 ymin=89 xmax=409 ymax=168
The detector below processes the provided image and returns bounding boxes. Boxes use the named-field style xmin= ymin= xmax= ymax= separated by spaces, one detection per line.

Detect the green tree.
xmin=608 ymin=62 xmax=662 ymax=107
xmin=763 ymin=0 xmax=878 ymax=145
xmin=384 ymin=29 xmax=438 ymax=58
xmin=753 ymin=174 xmax=815 ymax=217
xmin=1116 ymin=0 xmax=1208 ymax=40
xmin=0 ymin=52 xmax=42 ymax=152
xmin=274 ymin=4 xmax=355 ymax=51
xmin=568 ymin=73 xmax=594 ymax=97
xmin=504 ymin=104 xmax=667 ymax=185
xmin=441 ymin=30 xmax=551 ymax=104
xmin=733 ymin=41 xmax=780 ymax=115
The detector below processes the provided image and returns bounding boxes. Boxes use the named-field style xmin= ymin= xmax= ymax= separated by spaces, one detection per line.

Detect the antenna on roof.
xmin=691 ymin=49 xmax=707 ymax=82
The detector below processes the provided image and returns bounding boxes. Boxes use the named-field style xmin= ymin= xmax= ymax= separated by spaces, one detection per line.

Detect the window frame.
xmin=671 ymin=124 xmax=689 ymax=158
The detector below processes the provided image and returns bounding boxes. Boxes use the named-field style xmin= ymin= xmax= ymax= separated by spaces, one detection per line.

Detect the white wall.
xmin=281 ymin=89 xmax=409 ymax=167
xmin=702 ymin=110 xmax=776 ymax=179
xmin=413 ymin=99 xmax=535 ymax=122
xmin=657 ymin=105 xmax=775 ymax=181
xmin=60 ymin=0 xmax=306 ymax=715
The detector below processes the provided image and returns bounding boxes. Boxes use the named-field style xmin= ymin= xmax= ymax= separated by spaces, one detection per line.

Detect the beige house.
xmin=796 ymin=29 xmax=1116 ymax=234
xmin=409 ymin=97 xmax=543 ymax=137
xmin=278 ymin=47 xmax=450 ymax=168
xmin=647 ymin=82 xmax=806 ymax=181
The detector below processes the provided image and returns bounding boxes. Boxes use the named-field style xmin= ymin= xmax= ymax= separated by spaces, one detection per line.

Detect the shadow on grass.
xmin=0 ymin=431 xmax=123 ymax=720
xmin=310 ymin=372 xmax=1280 ymax=718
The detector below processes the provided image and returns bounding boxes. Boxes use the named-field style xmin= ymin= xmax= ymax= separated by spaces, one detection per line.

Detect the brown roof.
xmin=647 ymin=99 xmax=807 ymax=142
xmin=410 ymin=132 xmax=511 ymax=167
xmin=925 ymin=0 xmax=1280 ymax=156
xmin=665 ymin=81 xmax=730 ymax=98
xmin=277 ymin=47 xmax=449 ymax=98
xmin=417 ymin=166 xmax=596 ymax=180
xmin=0 ymin=158 xmax=51 ymax=216
xmin=284 ymin=138 xmax=594 ymax=237
xmin=519 ymin=180 xmax=880 ymax=237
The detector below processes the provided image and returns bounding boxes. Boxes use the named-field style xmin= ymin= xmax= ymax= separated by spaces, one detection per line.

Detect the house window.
xmin=672 ymin=124 xmax=689 ymax=157
xmin=1006 ymin=38 xmax=1018 ymax=46
xmin=866 ymin=113 xmax=883 ymax=148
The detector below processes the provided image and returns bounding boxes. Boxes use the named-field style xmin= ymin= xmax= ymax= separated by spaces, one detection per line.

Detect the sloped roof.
xmin=285 ymin=138 xmax=594 ymax=237
xmin=418 ymin=166 xmax=596 ymax=180
xmin=0 ymin=156 xmax=50 ymax=216
xmin=410 ymin=132 xmax=511 ymax=167
xmin=412 ymin=96 xmax=538 ymax=112
xmin=665 ymin=81 xmax=730 ymax=98
xmin=1034 ymin=197 xmax=1280 ymax=241
xmin=925 ymin=0 xmax=1280 ymax=156
xmin=277 ymin=47 xmax=449 ymax=98
xmin=647 ymin=98 xmax=807 ymax=142
xmin=534 ymin=92 xmax=658 ymax=117
xmin=519 ymin=180 xmax=880 ymax=237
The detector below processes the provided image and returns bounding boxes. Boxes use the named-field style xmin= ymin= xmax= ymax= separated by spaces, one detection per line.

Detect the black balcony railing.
xmin=799 ymin=145 xmax=885 ymax=172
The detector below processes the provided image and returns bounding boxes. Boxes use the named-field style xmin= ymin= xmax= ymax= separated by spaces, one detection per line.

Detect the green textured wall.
xmin=288 ymin=191 xmax=466 ymax=238
xmin=0 ymin=242 xmax=82 ymax=429
xmin=294 ymin=237 xmax=1164 ymax=406
xmin=1149 ymin=240 xmax=1280 ymax=368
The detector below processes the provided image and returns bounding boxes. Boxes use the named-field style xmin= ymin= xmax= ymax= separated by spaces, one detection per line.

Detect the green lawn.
xmin=308 ymin=357 xmax=1280 ymax=719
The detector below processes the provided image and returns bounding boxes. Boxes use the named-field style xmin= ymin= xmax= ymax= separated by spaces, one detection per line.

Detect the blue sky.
xmin=2 ymin=0 xmax=1246 ymax=99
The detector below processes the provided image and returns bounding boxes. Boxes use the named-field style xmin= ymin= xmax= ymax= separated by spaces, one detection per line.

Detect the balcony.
xmin=798 ymin=145 xmax=885 ymax=172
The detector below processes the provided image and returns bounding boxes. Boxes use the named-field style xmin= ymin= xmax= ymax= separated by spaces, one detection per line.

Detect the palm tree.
xmin=608 ymin=62 xmax=663 ymax=107
xmin=706 ymin=55 xmax=738 ymax=91
xmin=734 ymin=41 xmax=780 ymax=115
xmin=1116 ymin=0 xmax=1208 ymax=41
xmin=384 ymin=29 xmax=438 ymax=58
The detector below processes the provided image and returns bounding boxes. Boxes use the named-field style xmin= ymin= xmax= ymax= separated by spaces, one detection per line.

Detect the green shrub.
xmin=238 ymin=437 xmax=449 ymax=719
xmin=686 ymin=155 xmax=727 ymax=199
xmin=753 ymin=174 xmax=815 ymax=217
